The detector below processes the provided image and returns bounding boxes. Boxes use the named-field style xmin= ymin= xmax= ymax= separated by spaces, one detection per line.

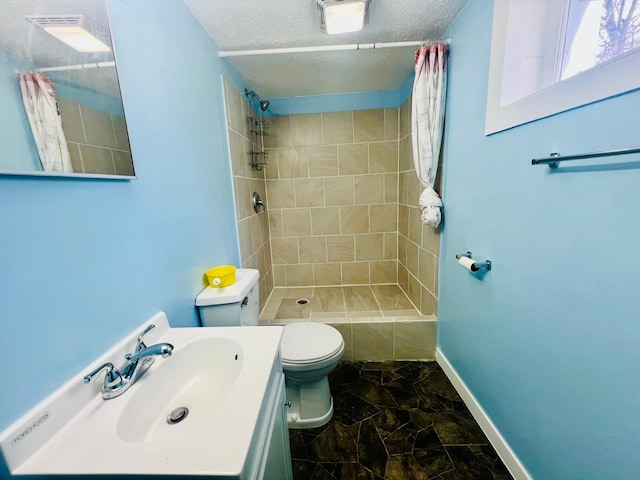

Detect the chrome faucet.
xmin=83 ymin=324 xmax=174 ymax=400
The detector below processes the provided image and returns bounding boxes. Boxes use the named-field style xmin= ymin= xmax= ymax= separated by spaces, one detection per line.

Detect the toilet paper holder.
xmin=455 ymin=251 xmax=492 ymax=272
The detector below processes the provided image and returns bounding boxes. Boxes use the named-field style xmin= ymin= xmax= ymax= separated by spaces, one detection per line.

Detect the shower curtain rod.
xmin=218 ymin=39 xmax=449 ymax=57
xmin=36 ymin=61 xmax=115 ymax=73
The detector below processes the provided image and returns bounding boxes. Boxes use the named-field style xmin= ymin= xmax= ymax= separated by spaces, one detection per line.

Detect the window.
xmin=485 ymin=0 xmax=640 ymax=134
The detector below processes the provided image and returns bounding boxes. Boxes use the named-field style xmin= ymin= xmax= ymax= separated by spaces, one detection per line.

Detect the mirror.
xmin=0 ymin=0 xmax=135 ymax=178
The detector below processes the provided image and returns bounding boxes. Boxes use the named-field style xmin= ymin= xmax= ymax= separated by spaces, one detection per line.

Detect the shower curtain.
xmin=18 ymin=73 xmax=72 ymax=173
xmin=411 ymin=43 xmax=447 ymax=228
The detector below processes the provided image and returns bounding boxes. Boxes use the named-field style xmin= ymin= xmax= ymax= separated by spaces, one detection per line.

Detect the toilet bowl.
xmin=195 ymin=269 xmax=344 ymax=429
xmin=280 ymin=322 xmax=344 ymax=429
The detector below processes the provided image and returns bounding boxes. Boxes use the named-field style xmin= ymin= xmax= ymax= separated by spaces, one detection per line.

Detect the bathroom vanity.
xmin=0 ymin=313 xmax=293 ymax=479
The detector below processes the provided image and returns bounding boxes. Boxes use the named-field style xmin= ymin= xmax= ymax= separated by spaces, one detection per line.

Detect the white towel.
xmin=418 ymin=187 xmax=442 ymax=228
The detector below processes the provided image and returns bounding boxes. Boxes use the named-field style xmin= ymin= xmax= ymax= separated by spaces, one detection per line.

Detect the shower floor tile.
xmin=261 ymin=285 xmax=421 ymax=322
xmin=289 ymin=361 xmax=514 ymax=480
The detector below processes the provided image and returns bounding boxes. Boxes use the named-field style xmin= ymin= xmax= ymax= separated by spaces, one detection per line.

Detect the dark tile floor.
xmin=289 ymin=361 xmax=514 ymax=480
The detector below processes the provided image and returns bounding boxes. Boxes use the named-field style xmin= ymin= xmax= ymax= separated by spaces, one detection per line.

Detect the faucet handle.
xmin=83 ymin=362 xmax=122 ymax=388
xmin=135 ymin=324 xmax=156 ymax=353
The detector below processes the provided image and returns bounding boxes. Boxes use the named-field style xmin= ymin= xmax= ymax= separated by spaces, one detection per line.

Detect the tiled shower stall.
xmin=223 ymin=79 xmax=441 ymax=361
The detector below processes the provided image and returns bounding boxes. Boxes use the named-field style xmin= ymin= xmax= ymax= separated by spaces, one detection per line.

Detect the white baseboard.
xmin=436 ymin=348 xmax=532 ymax=480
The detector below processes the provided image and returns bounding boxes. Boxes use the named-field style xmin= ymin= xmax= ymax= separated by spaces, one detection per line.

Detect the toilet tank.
xmin=195 ymin=269 xmax=260 ymax=327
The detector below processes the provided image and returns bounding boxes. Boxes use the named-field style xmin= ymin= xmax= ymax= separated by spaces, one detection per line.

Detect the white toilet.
xmin=196 ymin=269 xmax=344 ymax=429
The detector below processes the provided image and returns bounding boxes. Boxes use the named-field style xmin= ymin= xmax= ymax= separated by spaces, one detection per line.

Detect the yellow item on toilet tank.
xmin=205 ymin=265 xmax=236 ymax=288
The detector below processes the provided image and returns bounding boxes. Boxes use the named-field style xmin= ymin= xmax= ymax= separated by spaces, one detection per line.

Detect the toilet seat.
xmin=281 ymin=323 xmax=344 ymax=365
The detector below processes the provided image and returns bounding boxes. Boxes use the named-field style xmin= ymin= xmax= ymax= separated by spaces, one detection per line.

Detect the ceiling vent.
xmin=26 ymin=15 xmax=111 ymax=52
xmin=317 ymin=0 xmax=371 ymax=35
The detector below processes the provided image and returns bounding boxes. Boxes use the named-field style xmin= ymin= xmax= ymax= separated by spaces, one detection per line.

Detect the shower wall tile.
xmin=354 ymin=174 xmax=384 ymax=205
xmin=370 ymin=261 xmax=398 ymax=284
xmin=342 ymin=262 xmax=370 ymax=285
xmin=384 ymin=173 xmax=399 ymax=203
xmin=291 ymin=114 xmax=322 ymax=146
xmin=352 ymin=323 xmax=393 ymax=360
xmin=400 ymin=94 xmax=411 ymax=137
xmin=307 ymin=145 xmax=338 ymax=177
xmin=223 ymin=78 xmax=273 ymax=309
xmin=327 ymin=235 xmax=355 ymax=262
xmin=264 ymin=148 xmax=279 ymax=179
xmin=370 ymin=204 xmax=398 ymax=233
xmin=273 ymin=265 xmax=286 ymax=285
xmin=324 ymin=176 xmax=354 ymax=206
xmin=369 ymin=141 xmax=399 ymax=173
xmin=295 ymin=178 xmax=325 ymax=207
xmin=394 ymin=321 xmax=436 ymax=360
xmin=422 ymin=223 xmax=441 ymax=255
xmin=384 ymin=108 xmax=399 ymax=141
xmin=400 ymin=135 xmax=413 ymax=172
xmin=322 ymin=111 xmax=354 ymax=145
xmin=420 ymin=287 xmax=437 ymax=316
xmin=408 ymin=205 xmax=423 ymax=245
xmin=338 ymin=144 xmax=369 ymax=175
xmin=228 ymin=130 xmax=246 ymax=177
xmin=282 ymin=209 xmax=311 ymax=236
xmin=224 ymin=81 xmax=244 ymax=135
xmin=314 ymin=263 xmax=342 ymax=286
xmin=384 ymin=233 xmax=398 ymax=260
xmin=354 ymin=109 xmax=385 ymax=143
xmin=277 ymin=147 xmax=308 ymax=178
xmin=355 ymin=234 xmax=384 ymax=261
xmin=266 ymin=179 xmax=295 ymax=208
xmin=340 ymin=205 xmax=369 ymax=234
xmin=299 ymin=236 xmax=328 ymax=263
xmin=271 ymin=237 xmax=300 ymax=264
xmin=397 ymin=95 xmax=441 ymax=316
xmin=268 ymin=210 xmax=283 ymax=238
xmin=264 ymin=108 xmax=404 ymax=288
xmin=311 ymin=207 xmax=341 ymax=235
xmin=264 ymin=115 xmax=292 ymax=148
xmin=286 ymin=264 xmax=313 ymax=286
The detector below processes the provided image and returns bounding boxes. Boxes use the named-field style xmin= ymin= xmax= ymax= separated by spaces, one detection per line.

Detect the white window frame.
xmin=485 ymin=0 xmax=640 ymax=135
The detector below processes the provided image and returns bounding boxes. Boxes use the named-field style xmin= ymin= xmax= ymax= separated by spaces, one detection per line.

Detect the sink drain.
xmin=296 ymin=298 xmax=309 ymax=305
xmin=167 ymin=407 xmax=189 ymax=425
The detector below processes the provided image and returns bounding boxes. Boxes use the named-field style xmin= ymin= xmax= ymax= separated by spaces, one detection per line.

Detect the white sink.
xmin=117 ymin=337 xmax=243 ymax=443
xmin=1 ymin=313 xmax=284 ymax=478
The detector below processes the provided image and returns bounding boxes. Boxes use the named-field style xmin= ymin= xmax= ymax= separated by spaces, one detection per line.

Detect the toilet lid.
xmin=281 ymin=323 xmax=344 ymax=364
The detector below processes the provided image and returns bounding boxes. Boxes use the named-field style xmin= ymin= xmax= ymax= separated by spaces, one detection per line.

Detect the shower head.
xmin=244 ymin=89 xmax=270 ymax=113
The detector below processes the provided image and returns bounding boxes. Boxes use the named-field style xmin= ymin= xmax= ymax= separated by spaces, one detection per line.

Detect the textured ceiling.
xmin=184 ymin=0 xmax=469 ymax=99
xmin=1 ymin=1 xmax=469 ymax=101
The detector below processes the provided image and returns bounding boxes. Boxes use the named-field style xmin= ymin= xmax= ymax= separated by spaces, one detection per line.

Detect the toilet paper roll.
xmin=458 ymin=256 xmax=479 ymax=272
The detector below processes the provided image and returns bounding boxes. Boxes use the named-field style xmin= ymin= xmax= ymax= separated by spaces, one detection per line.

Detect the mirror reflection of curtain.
xmin=411 ymin=43 xmax=447 ymax=228
xmin=18 ymin=73 xmax=72 ymax=172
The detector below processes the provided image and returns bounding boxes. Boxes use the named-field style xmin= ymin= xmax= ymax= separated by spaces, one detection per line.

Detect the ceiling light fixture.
xmin=27 ymin=15 xmax=111 ymax=53
xmin=317 ymin=0 xmax=370 ymax=35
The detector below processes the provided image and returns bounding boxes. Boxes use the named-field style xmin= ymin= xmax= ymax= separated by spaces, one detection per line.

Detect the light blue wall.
xmin=439 ymin=1 xmax=640 ymax=479
xmin=265 ymin=57 xmax=416 ymax=116
xmin=0 ymin=0 xmax=245 ymax=431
